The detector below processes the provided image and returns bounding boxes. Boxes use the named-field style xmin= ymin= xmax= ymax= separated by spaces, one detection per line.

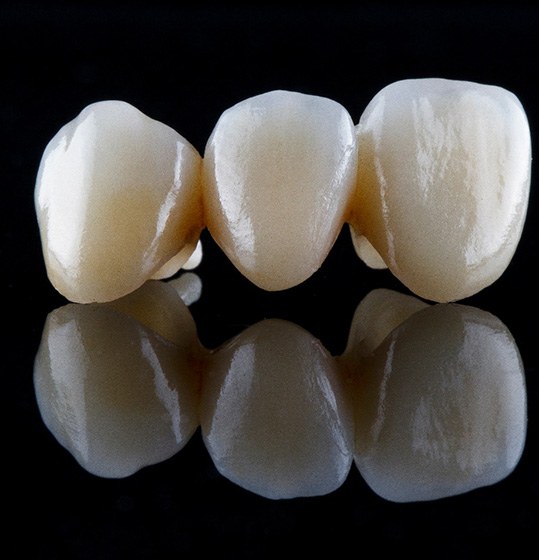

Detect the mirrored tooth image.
xmin=34 ymin=281 xmax=527 ymax=501
xmin=33 ymin=280 xmax=201 ymax=478
xmin=200 ymin=319 xmax=354 ymax=499
xmin=341 ymin=288 xmax=429 ymax=361
xmin=348 ymin=299 xmax=527 ymax=503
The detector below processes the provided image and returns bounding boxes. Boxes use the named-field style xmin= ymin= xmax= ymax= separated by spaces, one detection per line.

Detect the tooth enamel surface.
xmin=200 ymin=319 xmax=353 ymax=499
xmin=353 ymin=79 xmax=531 ymax=302
xmin=203 ymin=90 xmax=358 ymax=290
xmin=33 ymin=283 xmax=200 ymax=478
xmin=353 ymin=303 xmax=527 ymax=502
xmin=349 ymin=225 xmax=388 ymax=270
xmin=35 ymin=101 xmax=202 ymax=303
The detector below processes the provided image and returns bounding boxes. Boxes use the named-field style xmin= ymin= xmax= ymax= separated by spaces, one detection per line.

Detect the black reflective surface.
xmin=3 ymin=3 xmax=538 ymax=557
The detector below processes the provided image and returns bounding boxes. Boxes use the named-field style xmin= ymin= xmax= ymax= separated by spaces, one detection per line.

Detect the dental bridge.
xmin=34 ymin=276 xmax=526 ymax=503
xmin=35 ymin=79 xmax=531 ymax=305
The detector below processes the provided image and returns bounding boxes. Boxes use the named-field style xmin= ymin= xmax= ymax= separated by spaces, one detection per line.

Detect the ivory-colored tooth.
xmin=352 ymin=78 xmax=531 ymax=302
xmin=181 ymin=239 xmax=203 ymax=270
xmin=203 ymin=90 xmax=358 ymax=290
xmin=151 ymin=239 xmax=203 ymax=281
xmin=35 ymin=100 xmax=202 ymax=303
xmin=200 ymin=319 xmax=353 ymax=499
xmin=349 ymin=225 xmax=387 ymax=270
xmin=33 ymin=282 xmax=200 ymax=478
xmin=353 ymin=303 xmax=527 ymax=502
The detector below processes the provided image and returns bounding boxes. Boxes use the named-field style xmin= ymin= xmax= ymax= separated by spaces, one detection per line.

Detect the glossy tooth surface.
xmin=353 ymin=303 xmax=527 ymax=502
xmin=203 ymin=90 xmax=357 ymax=290
xmin=36 ymin=101 xmax=202 ymax=303
xmin=353 ymin=79 xmax=531 ymax=302
xmin=168 ymin=272 xmax=203 ymax=306
xmin=33 ymin=282 xmax=200 ymax=478
xmin=201 ymin=319 xmax=353 ymax=499
xmin=349 ymin=225 xmax=387 ymax=270
xmin=342 ymin=288 xmax=428 ymax=361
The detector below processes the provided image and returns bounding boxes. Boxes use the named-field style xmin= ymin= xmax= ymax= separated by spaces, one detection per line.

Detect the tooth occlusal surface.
xmin=35 ymin=101 xmax=203 ymax=303
xmin=203 ymin=90 xmax=358 ymax=291
xmin=352 ymin=78 xmax=531 ymax=302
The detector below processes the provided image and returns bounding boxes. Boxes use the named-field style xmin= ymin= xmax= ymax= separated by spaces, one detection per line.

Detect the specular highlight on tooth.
xmin=35 ymin=100 xmax=203 ymax=303
xmin=200 ymin=319 xmax=353 ymax=499
xmin=33 ymin=283 xmax=200 ymax=478
xmin=352 ymin=78 xmax=531 ymax=302
xmin=168 ymin=272 xmax=203 ymax=306
xmin=151 ymin=239 xmax=203 ymax=280
xmin=349 ymin=225 xmax=387 ymax=270
xmin=353 ymin=302 xmax=527 ymax=502
xmin=203 ymin=90 xmax=358 ymax=290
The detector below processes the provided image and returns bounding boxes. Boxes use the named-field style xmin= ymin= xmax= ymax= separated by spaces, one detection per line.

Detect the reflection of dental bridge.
xmin=34 ymin=277 xmax=526 ymax=503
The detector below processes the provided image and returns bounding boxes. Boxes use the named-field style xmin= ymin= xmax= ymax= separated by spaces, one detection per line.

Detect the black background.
xmin=2 ymin=2 xmax=538 ymax=557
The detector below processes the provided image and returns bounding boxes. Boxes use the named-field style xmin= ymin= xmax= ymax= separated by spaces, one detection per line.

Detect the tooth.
xmin=203 ymin=90 xmax=358 ymax=290
xmin=35 ymin=100 xmax=203 ymax=303
xmin=349 ymin=225 xmax=388 ymax=270
xmin=352 ymin=79 xmax=531 ymax=302
xmin=167 ymin=272 xmax=203 ymax=306
xmin=341 ymin=288 xmax=428 ymax=361
xmin=200 ymin=319 xmax=353 ymax=499
xmin=33 ymin=281 xmax=201 ymax=478
xmin=352 ymin=302 xmax=527 ymax=502
xmin=151 ymin=239 xmax=203 ymax=280
xmin=105 ymin=279 xmax=200 ymax=346
xmin=181 ymin=239 xmax=203 ymax=270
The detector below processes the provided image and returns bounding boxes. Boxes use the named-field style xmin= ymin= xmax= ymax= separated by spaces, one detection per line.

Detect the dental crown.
xmin=35 ymin=79 xmax=531 ymax=303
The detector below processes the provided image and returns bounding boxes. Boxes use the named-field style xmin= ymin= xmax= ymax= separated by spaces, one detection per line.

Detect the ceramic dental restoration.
xmin=203 ymin=90 xmax=358 ymax=290
xmin=351 ymin=78 xmax=531 ymax=302
xmin=35 ymin=80 xmax=531 ymax=303
xmin=35 ymin=100 xmax=203 ymax=303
